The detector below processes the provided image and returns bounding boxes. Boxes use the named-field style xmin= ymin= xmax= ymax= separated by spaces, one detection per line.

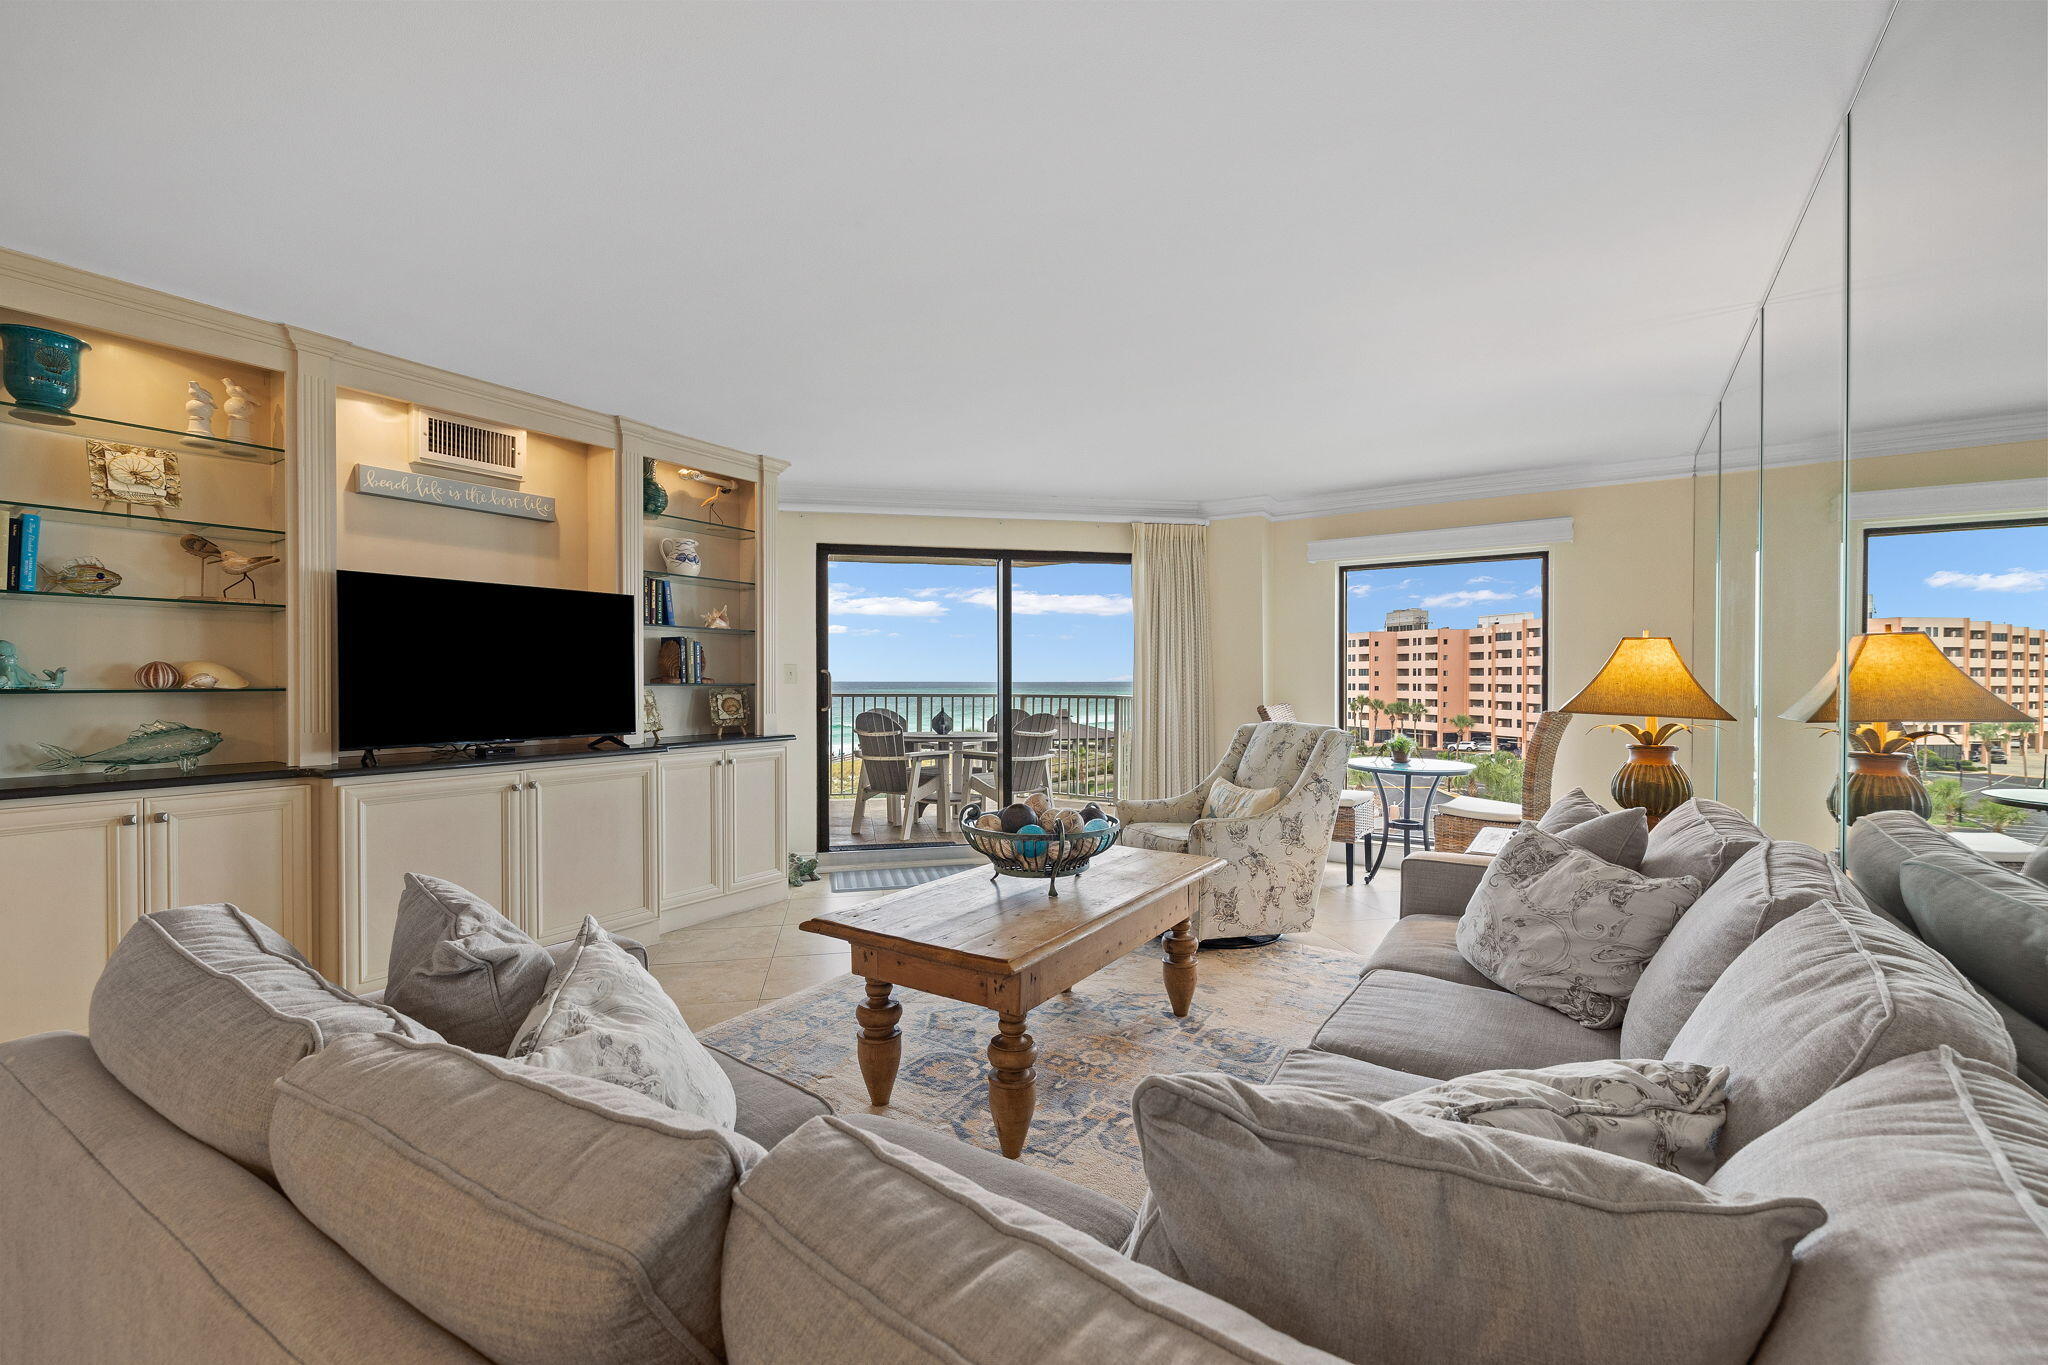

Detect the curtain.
xmin=1130 ymin=521 xmax=1213 ymax=797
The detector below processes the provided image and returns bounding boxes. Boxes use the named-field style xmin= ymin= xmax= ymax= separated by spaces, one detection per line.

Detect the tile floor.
xmin=651 ymin=859 xmax=1404 ymax=1030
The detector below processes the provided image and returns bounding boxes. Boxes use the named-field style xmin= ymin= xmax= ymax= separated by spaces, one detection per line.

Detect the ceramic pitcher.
xmin=661 ymin=536 xmax=702 ymax=575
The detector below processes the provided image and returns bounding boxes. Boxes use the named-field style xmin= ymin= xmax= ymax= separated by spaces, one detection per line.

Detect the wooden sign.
xmin=351 ymin=464 xmax=556 ymax=521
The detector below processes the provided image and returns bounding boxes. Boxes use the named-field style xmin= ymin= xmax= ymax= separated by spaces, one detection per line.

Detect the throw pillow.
xmin=1535 ymin=786 xmax=1610 ymax=833
xmin=1202 ymin=777 xmax=1283 ymax=820
xmin=2024 ymin=836 xmax=2048 ymax=887
xmin=1901 ymin=849 xmax=2048 ymax=1032
xmin=1641 ymin=797 xmax=1767 ymax=887
xmin=1128 ymin=1072 xmax=1824 ymax=1365
xmin=1380 ymin=1058 xmax=1729 ymax=1180
xmin=1665 ymin=897 xmax=2015 ymax=1157
xmin=384 ymin=872 xmax=554 ymax=1054
xmin=1550 ymin=805 xmax=1649 ymax=869
xmin=509 ymin=916 xmax=737 ymax=1128
xmin=1456 ymin=823 xmax=1704 ymax=1028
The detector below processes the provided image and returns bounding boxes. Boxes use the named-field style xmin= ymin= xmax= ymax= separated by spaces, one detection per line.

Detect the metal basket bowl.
xmin=957 ymin=805 xmax=1121 ymax=896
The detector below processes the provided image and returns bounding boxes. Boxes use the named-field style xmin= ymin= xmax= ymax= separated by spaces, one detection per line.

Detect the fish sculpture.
xmin=38 ymin=720 xmax=224 ymax=774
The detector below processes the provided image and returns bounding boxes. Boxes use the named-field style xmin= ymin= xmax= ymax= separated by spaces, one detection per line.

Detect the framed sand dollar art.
xmin=88 ymin=440 xmax=182 ymax=507
xmin=707 ymin=686 xmax=750 ymax=738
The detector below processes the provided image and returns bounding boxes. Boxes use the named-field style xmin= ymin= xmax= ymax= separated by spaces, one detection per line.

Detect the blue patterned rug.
xmin=698 ymin=938 xmax=1366 ymax=1206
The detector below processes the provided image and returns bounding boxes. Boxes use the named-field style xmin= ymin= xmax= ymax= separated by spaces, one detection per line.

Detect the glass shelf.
xmin=0 ymin=687 xmax=285 ymax=696
xmin=643 ymin=624 xmax=756 ymax=637
xmin=6 ymin=588 xmax=284 ymax=612
xmin=3 ymin=403 xmax=285 ymax=463
xmin=645 ymin=510 xmax=754 ymax=541
xmin=646 ymin=571 xmax=754 ymax=592
xmin=0 ymin=498 xmax=287 ymax=544
xmin=647 ymin=681 xmax=755 ymax=689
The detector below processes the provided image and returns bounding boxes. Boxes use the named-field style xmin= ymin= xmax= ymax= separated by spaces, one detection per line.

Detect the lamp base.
xmin=1827 ymin=751 xmax=1930 ymax=824
xmin=1611 ymin=745 xmax=1691 ymax=827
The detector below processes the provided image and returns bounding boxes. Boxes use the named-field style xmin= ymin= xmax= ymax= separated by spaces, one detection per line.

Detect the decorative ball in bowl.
xmin=957 ymin=796 xmax=1120 ymax=897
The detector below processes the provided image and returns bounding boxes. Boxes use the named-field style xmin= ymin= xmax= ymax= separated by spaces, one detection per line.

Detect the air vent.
xmin=413 ymin=408 xmax=527 ymax=482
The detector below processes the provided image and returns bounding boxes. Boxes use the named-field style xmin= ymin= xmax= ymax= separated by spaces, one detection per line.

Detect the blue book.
xmin=16 ymin=512 xmax=39 ymax=592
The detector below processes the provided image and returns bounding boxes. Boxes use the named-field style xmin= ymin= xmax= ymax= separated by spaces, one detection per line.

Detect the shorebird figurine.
xmin=179 ymin=532 xmax=281 ymax=599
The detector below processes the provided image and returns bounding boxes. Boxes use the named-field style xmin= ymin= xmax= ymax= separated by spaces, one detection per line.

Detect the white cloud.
xmin=1925 ymin=568 xmax=2048 ymax=593
xmin=947 ymin=587 xmax=1132 ymax=616
xmin=1420 ymin=588 xmax=1519 ymax=609
xmin=1467 ymin=575 xmax=1502 ymax=584
xmin=827 ymin=623 xmax=846 ymax=634
xmin=827 ymin=582 xmax=947 ymax=617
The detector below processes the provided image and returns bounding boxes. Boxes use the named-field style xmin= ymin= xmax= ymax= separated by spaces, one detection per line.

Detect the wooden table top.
xmin=800 ymin=846 xmax=1225 ymax=976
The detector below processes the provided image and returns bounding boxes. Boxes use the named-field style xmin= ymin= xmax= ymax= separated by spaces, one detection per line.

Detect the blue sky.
xmin=1343 ymin=555 xmax=1545 ymax=632
xmin=826 ymin=558 xmax=1133 ymax=682
xmin=1866 ymin=522 xmax=2048 ymax=623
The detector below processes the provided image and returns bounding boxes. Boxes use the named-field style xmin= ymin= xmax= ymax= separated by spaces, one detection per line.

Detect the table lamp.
xmin=1780 ymin=626 xmax=2035 ymax=823
xmin=1554 ymin=633 xmax=1735 ymax=825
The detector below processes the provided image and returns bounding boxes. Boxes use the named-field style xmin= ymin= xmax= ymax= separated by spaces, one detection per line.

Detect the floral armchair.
xmin=1118 ymin=721 xmax=1350 ymax=941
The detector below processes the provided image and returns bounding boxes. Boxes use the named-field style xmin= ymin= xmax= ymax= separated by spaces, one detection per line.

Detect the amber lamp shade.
xmin=1782 ymin=629 xmax=2036 ymax=824
xmin=1556 ymin=635 xmax=1736 ymax=826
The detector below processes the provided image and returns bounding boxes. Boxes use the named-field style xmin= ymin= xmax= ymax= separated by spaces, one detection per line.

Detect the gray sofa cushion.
xmin=712 ymin=1047 xmax=831 ymax=1150
xmin=1709 ymin=1047 xmax=2048 ymax=1364
xmin=1535 ymin=786 xmax=1609 ymax=832
xmin=1266 ymin=1047 xmax=1438 ymax=1103
xmin=1901 ymin=850 xmax=2048 ymax=1032
xmin=1553 ymin=806 xmax=1650 ymax=869
xmin=2025 ymin=837 xmax=2048 ymax=886
xmin=1844 ymin=809 xmax=1973 ymax=929
xmin=1310 ymin=970 xmax=1621 ymax=1077
xmin=1621 ymin=840 xmax=1846 ymax=1058
xmin=1128 ymin=1072 xmax=1823 ymax=1365
xmin=0 ymin=1032 xmax=486 ymax=1365
xmin=1640 ymin=796 xmax=1767 ymax=887
xmin=837 ymin=1115 xmax=1135 ymax=1247
xmin=1359 ymin=913 xmax=1503 ymax=991
xmin=89 ymin=904 xmax=436 ymax=1177
xmin=383 ymin=873 xmax=554 ymax=1055
xmin=270 ymin=1032 xmax=763 ymax=1365
xmin=1666 ymin=899 xmax=2016 ymax=1156
xmin=721 ymin=1116 xmax=1337 ymax=1364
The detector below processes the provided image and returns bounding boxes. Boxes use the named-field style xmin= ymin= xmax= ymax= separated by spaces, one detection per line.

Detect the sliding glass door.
xmin=818 ymin=546 xmax=1131 ymax=853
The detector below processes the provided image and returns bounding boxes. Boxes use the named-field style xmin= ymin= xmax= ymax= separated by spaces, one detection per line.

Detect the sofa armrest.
xmin=1117 ymin=790 xmax=1204 ymax=825
xmin=1398 ymin=853 xmax=1491 ymax=917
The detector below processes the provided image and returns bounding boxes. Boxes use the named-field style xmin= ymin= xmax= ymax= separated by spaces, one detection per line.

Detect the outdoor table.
xmin=905 ymin=731 xmax=998 ymax=823
xmin=1346 ymin=755 xmax=1477 ymax=882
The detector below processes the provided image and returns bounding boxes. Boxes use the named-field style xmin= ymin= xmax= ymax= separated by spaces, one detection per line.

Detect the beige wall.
xmin=774 ymin=511 xmax=1135 ymax=852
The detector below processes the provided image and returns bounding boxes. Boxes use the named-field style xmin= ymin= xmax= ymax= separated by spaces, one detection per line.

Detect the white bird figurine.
xmin=179 ymin=533 xmax=281 ymax=600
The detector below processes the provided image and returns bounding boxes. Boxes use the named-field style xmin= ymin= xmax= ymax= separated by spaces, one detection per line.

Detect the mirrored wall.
xmin=1694 ymin=0 xmax=2048 ymax=854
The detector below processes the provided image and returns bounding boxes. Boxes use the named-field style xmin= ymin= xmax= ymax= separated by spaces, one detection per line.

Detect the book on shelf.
xmin=6 ymin=511 xmax=40 ymax=592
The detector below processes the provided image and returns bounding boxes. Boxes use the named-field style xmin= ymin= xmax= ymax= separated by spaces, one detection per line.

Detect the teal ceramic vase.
xmin=0 ymin=324 xmax=90 ymax=411
xmin=642 ymin=458 xmax=669 ymax=517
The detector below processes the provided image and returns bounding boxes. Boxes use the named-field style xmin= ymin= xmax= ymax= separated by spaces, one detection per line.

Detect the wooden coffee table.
xmin=799 ymin=846 xmax=1226 ymax=1158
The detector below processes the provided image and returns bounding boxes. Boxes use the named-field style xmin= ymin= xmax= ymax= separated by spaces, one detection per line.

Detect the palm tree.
xmin=1363 ymin=695 xmax=1390 ymax=740
xmin=1345 ymin=693 xmax=1369 ymax=738
xmin=1446 ymin=714 xmax=1478 ymax=748
xmin=1387 ymin=698 xmax=1421 ymax=741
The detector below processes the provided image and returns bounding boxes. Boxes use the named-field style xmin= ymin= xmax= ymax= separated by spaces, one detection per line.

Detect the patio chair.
xmin=851 ymin=710 xmax=950 ymax=840
xmin=958 ymin=724 xmax=1058 ymax=803
xmin=1120 ymin=721 xmax=1350 ymax=946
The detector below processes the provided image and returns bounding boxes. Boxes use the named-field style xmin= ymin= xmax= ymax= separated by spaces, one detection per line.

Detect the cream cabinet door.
xmin=658 ymin=749 xmax=725 ymax=910
xmin=336 ymin=772 xmax=525 ymax=993
xmin=723 ymin=745 xmax=788 ymax=894
xmin=143 ymin=784 xmax=313 ymax=957
xmin=528 ymin=759 xmax=661 ymax=944
xmin=0 ymin=799 xmax=142 ymax=1039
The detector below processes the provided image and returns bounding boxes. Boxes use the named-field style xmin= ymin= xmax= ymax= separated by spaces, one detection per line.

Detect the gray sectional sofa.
xmin=2 ymin=801 xmax=2044 ymax=1363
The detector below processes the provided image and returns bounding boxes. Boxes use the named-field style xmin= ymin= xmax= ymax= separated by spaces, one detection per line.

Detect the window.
xmin=1338 ymin=552 xmax=1547 ymax=748
xmin=1863 ymin=517 xmax=2047 ymax=771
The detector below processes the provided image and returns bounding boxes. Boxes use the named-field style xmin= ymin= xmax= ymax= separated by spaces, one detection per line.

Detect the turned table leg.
xmin=1164 ymin=918 xmax=1198 ymax=1017
xmin=986 ymin=1011 xmax=1037 ymax=1159
xmin=856 ymin=978 xmax=902 ymax=1107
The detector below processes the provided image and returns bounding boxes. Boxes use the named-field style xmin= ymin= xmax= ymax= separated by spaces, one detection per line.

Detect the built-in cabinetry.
xmin=0 ymin=782 xmax=311 ymax=1039
xmin=658 ymin=742 xmax=790 ymax=913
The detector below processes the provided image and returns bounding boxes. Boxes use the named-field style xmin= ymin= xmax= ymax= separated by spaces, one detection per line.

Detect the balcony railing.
xmin=827 ymin=690 xmax=1126 ymax=801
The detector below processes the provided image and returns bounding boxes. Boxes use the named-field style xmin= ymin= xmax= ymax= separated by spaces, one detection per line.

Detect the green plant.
xmin=1964 ymin=798 xmax=2030 ymax=833
xmin=1446 ymin=714 xmax=1478 ymax=745
xmin=1926 ymin=777 xmax=1968 ymax=826
xmin=1467 ymin=752 xmax=1525 ymax=802
xmin=1386 ymin=735 xmax=1416 ymax=763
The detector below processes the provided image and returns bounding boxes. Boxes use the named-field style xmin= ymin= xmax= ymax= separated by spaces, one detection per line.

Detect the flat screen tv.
xmin=336 ymin=570 xmax=636 ymax=752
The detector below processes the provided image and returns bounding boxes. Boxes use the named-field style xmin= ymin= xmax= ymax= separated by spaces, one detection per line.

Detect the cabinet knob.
xmin=153 ymin=812 xmax=172 ymax=824
xmin=119 ymin=814 xmax=138 ymax=827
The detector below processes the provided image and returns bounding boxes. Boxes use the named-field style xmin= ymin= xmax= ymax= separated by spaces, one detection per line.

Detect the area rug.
xmin=826 ymin=864 xmax=963 ymax=892
xmin=698 ymin=938 xmax=1366 ymax=1207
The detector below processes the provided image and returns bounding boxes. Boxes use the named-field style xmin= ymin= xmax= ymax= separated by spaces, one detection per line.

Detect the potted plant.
xmin=1386 ymin=735 xmax=1416 ymax=765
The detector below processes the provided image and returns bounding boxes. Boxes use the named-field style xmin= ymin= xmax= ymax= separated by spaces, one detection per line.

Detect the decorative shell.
xmin=134 ymin=661 xmax=183 ymax=690
xmin=171 ymin=659 xmax=250 ymax=690
xmin=50 ymin=557 xmax=123 ymax=596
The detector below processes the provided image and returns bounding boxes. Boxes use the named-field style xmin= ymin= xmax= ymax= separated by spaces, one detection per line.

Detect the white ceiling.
xmin=1 ymin=1 xmax=1899 ymax=511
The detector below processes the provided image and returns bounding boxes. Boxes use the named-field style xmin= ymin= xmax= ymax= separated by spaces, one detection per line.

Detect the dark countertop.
xmin=0 ymin=734 xmax=796 ymax=801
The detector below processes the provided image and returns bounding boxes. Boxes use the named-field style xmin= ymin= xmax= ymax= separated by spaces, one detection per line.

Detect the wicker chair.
xmin=850 ymin=710 xmax=950 ymax=840
xmin=1256 ymin=703 xmax=1298 ymax=723
xmin=1431 ymin=711 xmax=1567 ymax=853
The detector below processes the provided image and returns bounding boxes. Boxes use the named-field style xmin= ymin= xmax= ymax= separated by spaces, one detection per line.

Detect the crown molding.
xmin=0 ymin=246 xmax=291 ymax=368
xmin=1307 ymin=516 xmax=1575 ymax=565
xmin=1846 ymin=476 xmax=2048 ymax=527
xmin=617 ymin=418 xmax=781 ymax=483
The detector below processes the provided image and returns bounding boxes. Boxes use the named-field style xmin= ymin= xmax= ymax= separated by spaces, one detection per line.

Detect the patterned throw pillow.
xmin=510 ymin=917 xmax=738 ymax=1128
xmin=1457 ymin=823 xmax=1704 ymax=1028
xmin=1202 ymin=777 xmax=1283 ymax=819
xmin=1381 ymin=1058 xmax=1729 ymax=1180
